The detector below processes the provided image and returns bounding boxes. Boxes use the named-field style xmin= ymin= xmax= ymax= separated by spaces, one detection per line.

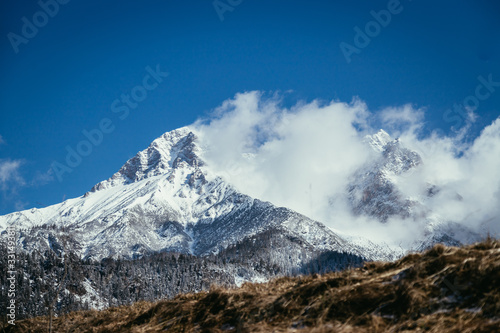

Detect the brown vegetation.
xmin=4 ymin=238 xmax=500 ymax=332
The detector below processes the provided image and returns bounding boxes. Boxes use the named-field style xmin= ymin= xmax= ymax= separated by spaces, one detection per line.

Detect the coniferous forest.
xmin=0 ymin=226 xmax=363 ymax=320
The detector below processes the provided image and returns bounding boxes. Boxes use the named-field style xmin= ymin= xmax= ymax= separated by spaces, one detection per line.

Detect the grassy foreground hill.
xmin=4 ymin=238 xmax=499 ymax=332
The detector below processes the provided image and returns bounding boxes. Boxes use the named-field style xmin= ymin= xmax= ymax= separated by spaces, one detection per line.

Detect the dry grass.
xmin=4 ymin=238 xmax=500 ymax=332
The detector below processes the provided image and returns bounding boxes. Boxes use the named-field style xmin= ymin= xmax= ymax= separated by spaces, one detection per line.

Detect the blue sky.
xmin=0 ymin=0 xmax=499 ymax=215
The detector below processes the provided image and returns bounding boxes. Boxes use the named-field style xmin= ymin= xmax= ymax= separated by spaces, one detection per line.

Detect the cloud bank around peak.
xmin=192 ymin=91 xmax=500 ymax=246
xmin=194 ymin=92 xmax=373 ymax=219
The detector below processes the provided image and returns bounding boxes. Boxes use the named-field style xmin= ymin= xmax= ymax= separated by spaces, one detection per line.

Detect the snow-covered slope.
xmin=0 ymin=127 xmax=482 ymax=264
xmin=0 ymin=127 xmax=374 ymax=261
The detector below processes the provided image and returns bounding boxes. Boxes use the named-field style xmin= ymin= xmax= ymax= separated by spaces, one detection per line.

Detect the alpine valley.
xmin=0 ymin=126 xmax=483 ymax=319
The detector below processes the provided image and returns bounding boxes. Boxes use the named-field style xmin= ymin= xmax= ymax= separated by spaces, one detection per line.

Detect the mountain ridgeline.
xmin=0 ymin=127 xmax=483 ymax=319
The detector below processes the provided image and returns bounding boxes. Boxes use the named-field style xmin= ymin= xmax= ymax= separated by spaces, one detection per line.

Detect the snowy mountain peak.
xmin=363 ymin=129 xmax=421 ymax=174
xmin=0 ymin=124 xmax=372 ymax=261
xmin=89 ymin=127 xmax=203 ymax=192
xmin=348 ymin=129 xmax=424 ymax=222
xmin=365 ymin=129 xmax=392 ymax=152
xmin=0 ymin=125 xmax=477 ymax=267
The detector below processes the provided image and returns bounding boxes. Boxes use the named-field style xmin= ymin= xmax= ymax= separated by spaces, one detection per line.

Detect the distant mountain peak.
xmin=363 ymin=129 xmax=421 ymax=174
xmin=89 ymin=127 xmax=203 ymax=193
xmin=347 ymin=129 xmax=424 ymax=222
xmin=365 ymin=129 xmax=392 ymax=152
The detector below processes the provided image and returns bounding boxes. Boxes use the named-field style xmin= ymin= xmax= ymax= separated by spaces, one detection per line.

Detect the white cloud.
xmin=378 ymin=104 xmax=425 ymax=137
xmin=392 ymin=117 xmax=500 ymax=238
xmin=15 ymin=200 xmax=28 ymax=211
xmin=31 ymin=169 xmax=54 ymax=186
xmin=192 ymin=91 xmax=500 ymax=246
xmin=194 ymin=92 xmax=372 ymax=222
xmin=0 ymin=159 xmax=25 ymax=192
